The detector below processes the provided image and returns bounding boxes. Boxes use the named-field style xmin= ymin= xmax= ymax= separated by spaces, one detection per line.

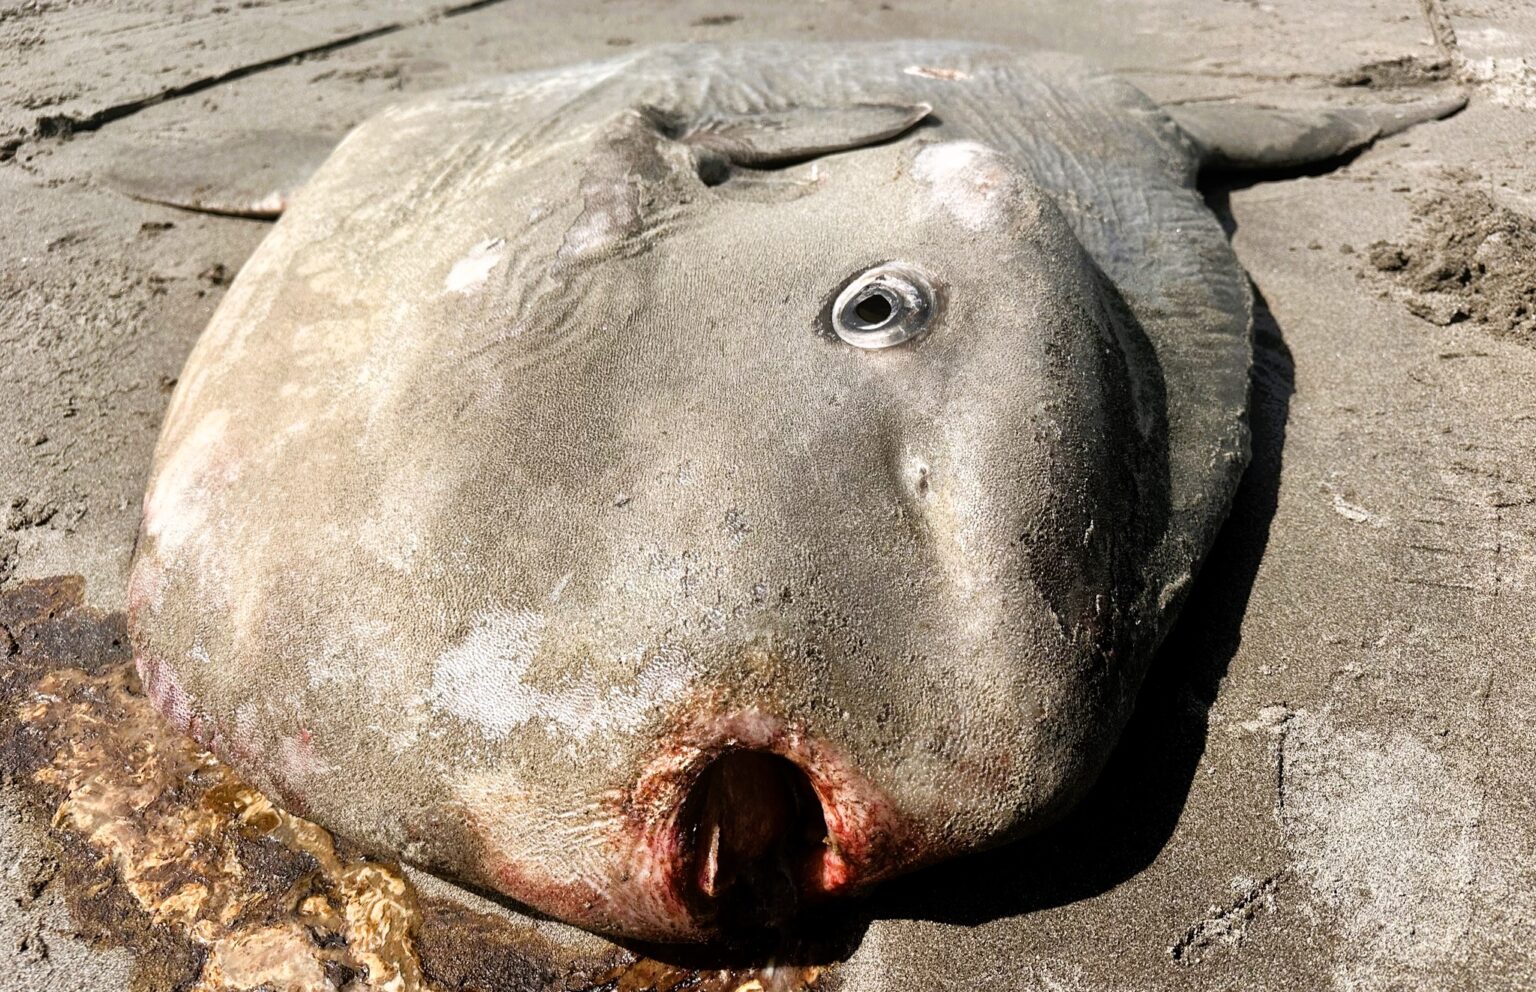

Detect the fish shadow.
xmin=847 ymin=189 xmax=1295 ymax=933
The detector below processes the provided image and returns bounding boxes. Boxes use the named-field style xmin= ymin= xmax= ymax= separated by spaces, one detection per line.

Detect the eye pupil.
xmin=830 ymin=264 xmax=936 ymax=349
xmin=854 ymin=292 xmax=895 ymax=326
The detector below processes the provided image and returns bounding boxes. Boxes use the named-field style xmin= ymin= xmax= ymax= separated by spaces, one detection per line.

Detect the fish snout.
xmin=635 ymin=714 xmax=903 ymax=935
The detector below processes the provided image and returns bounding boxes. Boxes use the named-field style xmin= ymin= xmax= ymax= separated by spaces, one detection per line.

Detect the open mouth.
xmin=678 ymin=749 xmax=834 ymax=930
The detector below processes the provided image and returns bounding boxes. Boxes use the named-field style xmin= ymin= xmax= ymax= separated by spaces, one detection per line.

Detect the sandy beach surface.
xmin=2 ymin=2 xmax=1533 ymax=989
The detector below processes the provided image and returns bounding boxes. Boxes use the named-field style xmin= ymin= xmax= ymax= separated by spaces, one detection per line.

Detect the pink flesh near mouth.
xmin=629 ymin=710 xmax=904 ymax=937
xmin=471 ymin=717 xmax=897 ymax=943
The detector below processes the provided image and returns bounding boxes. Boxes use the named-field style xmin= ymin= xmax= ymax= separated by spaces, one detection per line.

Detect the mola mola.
xmin=124 ymin=42 xmax=1461 ymax=942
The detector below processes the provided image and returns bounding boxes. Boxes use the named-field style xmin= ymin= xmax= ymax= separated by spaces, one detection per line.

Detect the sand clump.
xmin=21 ymin=664 xmax=431 ymax=992
xmin=1329 ymin=55 xmax=1455 ymax=89
xmin=1367 ymin=188 xmax=1536 ymax=341
xmin=0 ymin=576 xmax=830 ymax=992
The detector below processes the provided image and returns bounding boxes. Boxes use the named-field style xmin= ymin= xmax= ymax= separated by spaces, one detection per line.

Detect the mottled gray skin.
xmin=125 ymin=42 xmax=1456 ymax=942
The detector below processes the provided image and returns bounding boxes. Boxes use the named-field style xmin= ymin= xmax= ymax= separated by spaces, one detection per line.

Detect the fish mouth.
xmin=636 ymin=713 xmax=899 ymax=938
xmin=679 ymin=749 xmax=833 ymax=929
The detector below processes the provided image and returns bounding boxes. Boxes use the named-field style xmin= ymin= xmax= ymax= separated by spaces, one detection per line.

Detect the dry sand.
xmin=2 ymin=1 xmax=1534 ymax=989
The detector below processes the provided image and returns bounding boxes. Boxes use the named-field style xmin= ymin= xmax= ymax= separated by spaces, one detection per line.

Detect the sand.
xmin=2 ymin=1 xmax=1534 ymax=989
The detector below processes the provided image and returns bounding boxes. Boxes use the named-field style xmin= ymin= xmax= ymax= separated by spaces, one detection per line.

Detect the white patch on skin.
xmin=351 ymin=466 xmax=450 ymax=574
xmin=233 ymin=703 xmax=261 ymax=756
xmin=303 ymin=612 xmax=391 ymax=689
xmin=143 ymin=409 xmax=234 ymax=554
xmin=444 ymin=237 xmax=506 ymax=294
xmin=904 ymin=65 xmax=971 ymax=81
xmin=277 ymin=733 xmax=332 ymax=783
xmin=557 ymin=192 xmax=632 ymax=260
xmin=911 ymin=141 xmax=1020 ymax=232
xmin=430 ymin=609 xmax=696 ymax=741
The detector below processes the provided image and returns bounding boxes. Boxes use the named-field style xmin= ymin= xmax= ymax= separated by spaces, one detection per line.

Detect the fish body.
xmin=127 ymin=43 xmax=1458 ymax=941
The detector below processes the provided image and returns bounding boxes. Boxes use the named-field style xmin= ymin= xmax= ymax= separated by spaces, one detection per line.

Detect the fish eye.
xmin=831 ymin=264 xmax=936 ymax=349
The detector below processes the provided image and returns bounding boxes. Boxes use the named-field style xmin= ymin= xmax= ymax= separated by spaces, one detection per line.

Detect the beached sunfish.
xmin=125 ymin=43 xmax=1461 ymax=942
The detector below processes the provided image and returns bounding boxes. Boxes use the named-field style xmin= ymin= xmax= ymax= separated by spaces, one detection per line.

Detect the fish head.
xmin=419 ymin=116 xmax=1170 ymax=938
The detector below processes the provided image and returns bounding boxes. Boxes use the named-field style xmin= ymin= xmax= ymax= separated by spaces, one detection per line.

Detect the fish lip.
xmin=631 ymin=709 xmax=898 ymax=932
